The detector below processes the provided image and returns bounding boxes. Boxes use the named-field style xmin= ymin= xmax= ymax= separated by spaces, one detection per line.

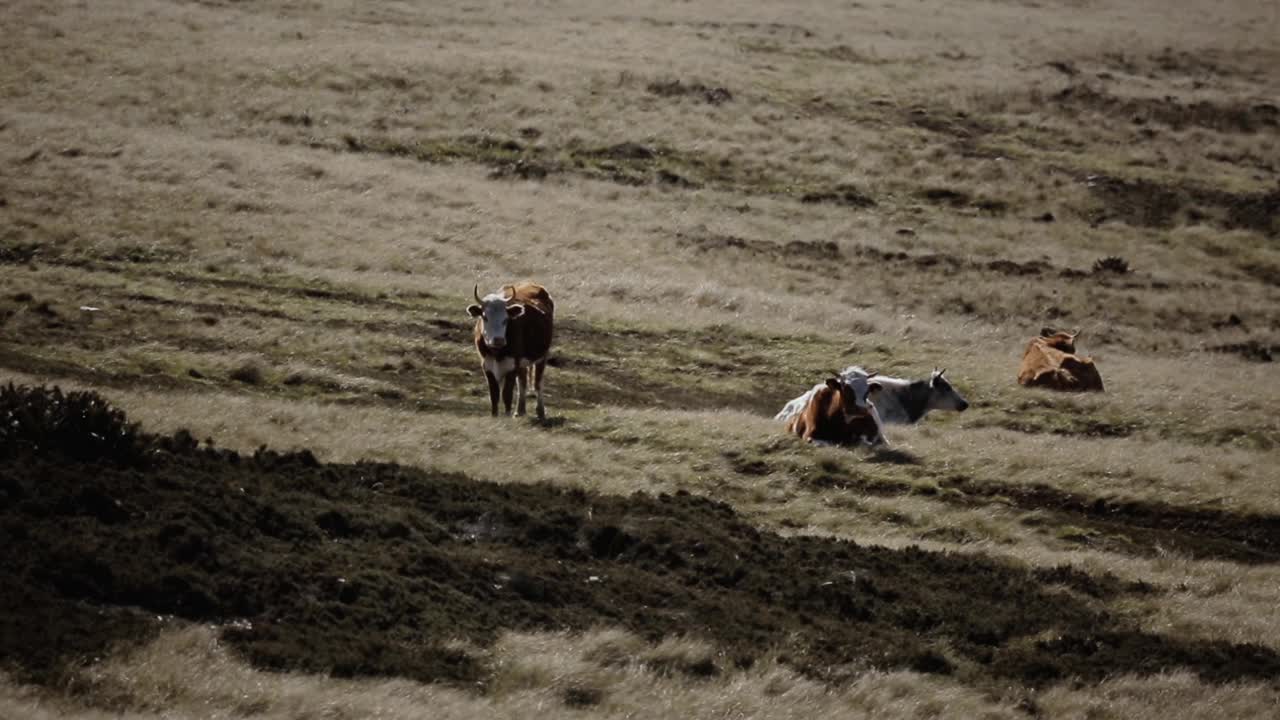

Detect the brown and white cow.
xmin=1017 ymin=328 xmax=1104 ymax=392
xmin=785 ymin=376 xmax=888 ymax=446
xmin=776 ymin=366 xmax=969 ymax=426
xmin=467 ymin=282 xmax=555 ymax=418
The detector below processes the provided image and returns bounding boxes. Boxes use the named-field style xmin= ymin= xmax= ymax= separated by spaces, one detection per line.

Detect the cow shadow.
xmin=865 ymin=446 xmax=923 ymax=465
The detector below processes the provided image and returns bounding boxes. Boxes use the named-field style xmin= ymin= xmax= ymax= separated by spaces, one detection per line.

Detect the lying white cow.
xmin=776 ymin=366 xmax=968 ymax=426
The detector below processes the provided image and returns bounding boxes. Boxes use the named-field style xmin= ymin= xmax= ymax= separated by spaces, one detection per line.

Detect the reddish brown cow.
xmin=786 ymin=377 xmax=888 ymax=446
xmin=467 ymin=282 xmax=555 ymax=418
xmin=1017 ymin=328 xmax=1104 ymax=392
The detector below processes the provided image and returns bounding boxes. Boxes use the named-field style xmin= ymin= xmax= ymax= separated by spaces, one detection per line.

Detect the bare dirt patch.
xmin=5 ymin=385 xmax=1279 ymax=691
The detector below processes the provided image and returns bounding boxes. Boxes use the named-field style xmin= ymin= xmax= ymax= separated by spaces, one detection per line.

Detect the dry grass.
xmin=4 ymin=625 xmax=1277 ymax=720
xmin=3 ymin=0 xmax=1279 ymax=716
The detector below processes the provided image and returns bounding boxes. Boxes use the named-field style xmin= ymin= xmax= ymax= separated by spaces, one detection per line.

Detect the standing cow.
xmin=467 ymin=282 xmax=555 ymax=418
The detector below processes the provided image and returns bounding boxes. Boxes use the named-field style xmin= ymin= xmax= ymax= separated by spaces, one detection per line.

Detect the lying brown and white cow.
xmin=776 ymin=366 xmax=969 ymax=426
xmin=785 ymin=375 xmax=888 ymax=446
xmin=467 ymin=282 xmax=555 ymax=418
xmin=1017 ymin=328 xmax=1104 ymax=392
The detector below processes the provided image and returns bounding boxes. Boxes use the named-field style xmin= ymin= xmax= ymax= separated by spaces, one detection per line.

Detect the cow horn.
xmin=474 ymin=284 xmax=482 ymax=303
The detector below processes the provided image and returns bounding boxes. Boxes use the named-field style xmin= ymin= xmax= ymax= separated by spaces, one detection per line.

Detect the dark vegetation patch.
xmin=1092 ymin=256 xmax=1131 ymax=275
xmin=636 ymin=16 xmax=814 ymax=38
xmin=1048 ymin=84 xmax=1279 ymax=134
xmin=227 ymin=361 xmax=265 ymax=385
xmin=675 ymin=231 xmax=841 ymax=267
xmin=1085 ymin=173 xmax=1279 ymax=236
xmin=740 ymin=39 xmax=898 ymax=66
xmin=938 ymin=475 xmax=1280 ymax=564
xmin=1240 ymin=261 xmax=1280 ymax=287
xmin=1031 ymin=565 xmax=1154 ymax=600
xmin=906 ymin=107 xmax=995 ymax=139
xmin=850 ymin=245 xmax=1083 ymax=280
xmin=5 ymin=385 xmax=1279 ymax=689
xmin=967 ymin=400 xmax=1275 ymax=450
xmin=1150 ymin=304 xmax=1280 ymax=339
xmin=94 ymin=243 xmax=188 ymax=264
xmin=736 ymin=442 xmax=1280 ymax=565
xmin=799 ymin=184 xmax=876 ymax=208
xmin=1144 ymin=47 xmax=1243 ymax=79
xmin=1099 ymin=47 xmax=1278 ymax=85
xmin=915 ymin=188 xmax=1009 ymax=215
xmin=1 ymin=234 xmax=188 ymax=269
xmin=337 ymin=131 xmax=876 ymax=207
xmin=0 ymin=243 xmax=41 ymax=266
xmin=488 ymin=158 xmax=551 ymax=181
xmin=277 ymin=111 xmax=313 ymax=127
xmin=562 ymin=685 xmax=605 ymax=707
xmin=1206 ymin=340 xmax=1276 ymax=363
xmin=646 ymin=78 xmax=733 ymax=105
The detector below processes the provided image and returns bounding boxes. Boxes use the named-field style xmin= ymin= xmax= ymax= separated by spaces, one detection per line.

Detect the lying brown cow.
xmin=786 ymin=376 xmax=888 ymax=446
xmin=1017 ymin=328 xmax=1104 ymax=392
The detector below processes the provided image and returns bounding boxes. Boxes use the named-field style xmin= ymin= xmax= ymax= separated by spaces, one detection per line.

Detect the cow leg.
xmin=485 ymin=370 xmax=500 ymax=417
xmin=502 ymin=371 xmax=517 ymax=416
xmin=533 ymin=360 xmax=547 ymax=420
xmin=515 ymin=365 xmax=528 ymax=417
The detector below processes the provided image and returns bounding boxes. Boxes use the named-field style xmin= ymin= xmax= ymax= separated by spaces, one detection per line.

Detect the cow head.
xmin=836 ymin=367 xmax=877 ymax=410
xmin=1039 ymin=327 xmax=1080 ymax=353
xmin=467 ymin=285 xmax=526 ymax=349
xmin=826 ymin=376 xmax=870 ymax=421
xmin=925 ymin=368 xmax=969 ymax=412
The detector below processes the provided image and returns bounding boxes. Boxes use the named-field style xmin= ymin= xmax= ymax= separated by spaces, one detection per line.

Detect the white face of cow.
xmin=836 ymin=368 xmax=874 ymax=409
xmin=467 ymin=287 xmax=525 ymax=349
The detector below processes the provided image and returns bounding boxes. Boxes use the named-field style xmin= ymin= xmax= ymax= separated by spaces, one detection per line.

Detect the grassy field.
xmin=2 ymin=0 xmax=1278 ymax=717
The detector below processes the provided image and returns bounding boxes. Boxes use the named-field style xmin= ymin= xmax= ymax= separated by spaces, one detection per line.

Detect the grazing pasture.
xmin=2 ymin=0 xmax=1278 ymax=717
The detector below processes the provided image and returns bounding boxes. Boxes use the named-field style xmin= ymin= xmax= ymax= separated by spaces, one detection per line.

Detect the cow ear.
xmin=467 ymin=304 xmax=483 ymax=317
xmin=506 ymin=304 xmax=525 ymax=318
xmin=825 ymin=378 xmax=841 ymax=390
xmin=867 ymin=381 xmax=883 ymax=395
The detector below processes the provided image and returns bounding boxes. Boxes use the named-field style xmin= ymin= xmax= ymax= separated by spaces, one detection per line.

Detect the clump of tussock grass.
xmin=227 ymin=360 xmax=265 ymax=385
